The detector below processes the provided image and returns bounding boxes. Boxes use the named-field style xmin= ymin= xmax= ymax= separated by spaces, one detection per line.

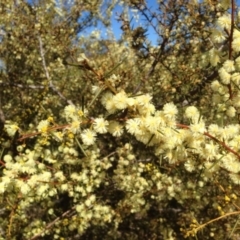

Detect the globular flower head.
xmin=209 ymin=48 xmax=221 ymax=66
xmin=4 ymin=121 xmax=19 ymax=137
xmin=233 ymin=29 xmax=240 ymax=39
xmin=185 ymin=106 xmax=199 ymax=121
xmin=219 ymin=67 xmax=231 ymax=84
xmin=163 ymin=102 xmax=178 ymax=119
xmin=112 ymin=91 xmax=129 ymax=110
xmin=223 ymin=60 xmax=235 ymax=73
xmin=211 ymin=80 xmax=221 ymax=92
xmin=108 ymin=121 xmax=124 ymax=137
xmin=81 ymin=129 xmax=97 ymax=145
xmin=64 ymin=105 xmax=77 ymax=116
xmin=226 ymin=106 xmax=236 ymax=118
xmin=232 ymin=38 xmax=240 ymax=53
xmin=211 ymin=29 xmax=226 ymax=43
xmin=101 ymin=91 xmax=118 ymax=113
xmin=37 ymin=120 xmax=49 ymax=133
xmin=64 ymin=104 xmax=84 ymax=123
xmin=137 ymin=103 xmax=156 ymax=116
xmin=190 ymin=120 xmax=206 ymax=135
xmin=208 ymin=124 xmax=220 ymax=137
xmin=217 ymin=14 xmax=231 ymax=29
xmin=135 ymin=94 xmax=152 ymax=108
xmin=93 ymin=118 xmax=109 ymax=134
xmin=126 ymin=118 xmax=142 ymax=135
xmin=68 ymin=120 xmax=81 ymax=134
xmin=143 ymin=116 xmax=160 ymax=134
xmin=221 ymin=154 xmax=240 ymax=173
xmin=231 ymin=73 xmax=240 ymax=85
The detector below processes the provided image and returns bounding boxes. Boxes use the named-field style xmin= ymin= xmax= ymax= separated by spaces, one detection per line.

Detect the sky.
xmin=81 ymin=0 xmax=160 ymax=45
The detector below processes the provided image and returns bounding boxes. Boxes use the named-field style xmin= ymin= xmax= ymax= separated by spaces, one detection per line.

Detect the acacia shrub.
xmin=1 ymin=0 xmax=240 ymax=240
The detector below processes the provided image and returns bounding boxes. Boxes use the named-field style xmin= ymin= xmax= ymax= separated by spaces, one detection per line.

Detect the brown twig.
xmin=29 ymin=208 xmax=75 ymax=240
xmin=177 ymin=123 xmax=240 ymax=159
xmin=187 ymin=210 xmax=240 ymax=237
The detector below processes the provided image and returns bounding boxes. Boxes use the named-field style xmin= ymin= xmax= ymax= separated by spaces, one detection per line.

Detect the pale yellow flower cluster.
xmin=216 ymin=14 xmax=231 ymax=29
xmin=63 ymin=105 xmax=84 ymax=134
xmin=233 ymin=29 xmax=240 ymax=52
xmin=4 ymin=121 xmax=19 ymax=137
xmin=101 ymin=91 xmax=155 ymax=116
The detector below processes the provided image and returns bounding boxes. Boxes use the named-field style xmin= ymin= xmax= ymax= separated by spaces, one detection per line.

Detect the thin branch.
xmin=29 ymin=208 xmax=75 ymax=240
xmin=38 ymin=36 xmax=74 ymax=105
xmin=189 ymin=210 xmax=240 ymax=236
xmin=133 ymin=3 xmax=179 ymax=94
xmin=177 ymin=123 xmax=240 ymax=159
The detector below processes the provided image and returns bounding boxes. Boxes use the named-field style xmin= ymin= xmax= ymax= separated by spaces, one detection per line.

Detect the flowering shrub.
xmin=1 ymin=0 xmax=240 ymax=239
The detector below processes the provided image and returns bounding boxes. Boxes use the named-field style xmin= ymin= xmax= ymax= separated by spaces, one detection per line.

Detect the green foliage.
xmin=1 ymin=0 xmax=240 ymax=239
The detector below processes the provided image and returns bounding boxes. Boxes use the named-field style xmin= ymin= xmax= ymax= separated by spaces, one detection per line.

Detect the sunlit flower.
xmin=101 ymin=91 xmax=118 ymax=113
xmin=20 ymin=183 xmax=31 ymax=195
xmin=137 ymin=103 xmax=156 ymax=116
xmin=226 ymin=106 xmax=236 ymax=118
xmin=54 ymin=171 xmax=66 ymax=181
xmin=105 ymin=99 xmax=118 ymax=113
xmin=81 ymin=129 xmax=96 ymax=145
xmin=69 ymin=120 xmax=81 ymax=134
xmin=224 ymin=125 xmax=239 ymax=139
xmin=184 ymin=159 xmax=196 ymax=172
xmin=101 ymin=91 xmax=114 ymax=106
xmin=185 ymin=106 xmax=199 ymax=119
xmin=208 ymin=124 xmax=220 ymax=137
xmin=37 ymin=120 xmax=49 ymax=133
xmin=233 ymin=29 xmax=240 ymax=39
xmin=126 ymin=118 xmax=142 ymax=135
xmin=209 ymin=48 xmax=221 ymax=66
xmin=3 ymin=155 xmax=13 ymax=162
xmin=231 ymin=73 xmax=240 ymax=85
xmin=52 ymin=131 xmax=63 ymax=142
xmin=163 ymin=102 xmax=178 ymax=119
xmin=37 ymin=184 xmax=49 ymax=196
xmin=108 ymin=121 xmax=124 ymax=137
xmin=229 ymin=173 xmax=240 ymax=184
xmin=219 ymin=67 xmax=231 ymax=84
xmin=221 ymin=154 xmax=240 ymax=173
xmin=112 ymin=91 xmax=128 ymax=110
xmin=135 ymin=94 xmax=152 ymax=107
xmin=211 ymin=29 xmax=226 ymax=43
xmin=223 ymin=60 xmax=235 ymax=73
xmin=211 ymin=80 xmax=221 ymax=92
xmin=232 ymin=38 xmax=240 ymax=52
xmin=190 ymin=120 xmax=206 ymax=135
xmin=64 ymin=105 xmax=77 ymax=116
xmin=4 ymin=121 xmax=19 ymax=137
xmin=93 ymin=118 xmax=109 ymax=134
xmin=126 ymin=97 xmax=136 ymax=107
xmin=202 ymin=141 xmax=219 ymax=160
xmin=217 ymin=14 xmax=231 ymax=29
xmin=144 ymin=116 xmax=160 ymax=133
